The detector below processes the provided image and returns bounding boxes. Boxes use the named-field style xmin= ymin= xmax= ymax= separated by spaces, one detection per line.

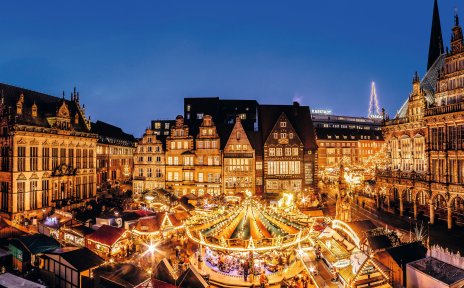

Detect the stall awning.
xmin=86 ymin=225 xmax=125 ymax=247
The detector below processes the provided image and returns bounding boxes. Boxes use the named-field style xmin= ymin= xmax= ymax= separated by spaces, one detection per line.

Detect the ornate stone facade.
xmin=194 ymin=115 xmax=222 ymax=196
xmin=164 ymin=115 xmax=195 ymax=196
xmin=377 ymin=9 xmax=464 ymax=229
xmin=0 ymin=84 xmax=97 ymax=220
xmin=133 ymin=129 xmax=165 ymax=194
xmin=263 ymin=112 xmax=304 ymax=194
xmin=223 ymin=117 xmax=255 ymax=195
xmin=92 ymin=121 xmax=136 ymax=191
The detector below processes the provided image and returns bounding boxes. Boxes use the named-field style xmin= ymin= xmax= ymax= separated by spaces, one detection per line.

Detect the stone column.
xmin=429 ymin=203 xmax=435 ymax=225
xmin=413 ymin=201 xmax=418 ymax=220
xmin=448 ymin=206 xmax=453 ymax=230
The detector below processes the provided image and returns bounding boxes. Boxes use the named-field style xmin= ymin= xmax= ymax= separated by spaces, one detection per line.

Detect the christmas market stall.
xmin=314 ymin=219 xmax=391 ymax=287
xmin=38 ymin=210 xmax=73 ymax=239
xmin=60 ymin=224 xmax=95 ymax=247
xmin=85 ymin=224 xmax=132 ymax=260
xmin=8 ymin=234 xmax=60 ymax=272
xmin=131 ymin=212 xmax=188 ymax=242
xmin=41 ymin=247 xmax=105 ymax=288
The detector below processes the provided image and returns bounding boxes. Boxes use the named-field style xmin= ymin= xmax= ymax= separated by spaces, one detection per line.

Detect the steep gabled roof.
xmin=46 ymin=247 xmax=104 ymax=271
xmin=11 ymin=234 xmax=60 ymax=254
xmin=0 ymin=83 xmax=92 ymax=133
xmin=428 ymin=0 xmax=444 ymax=70
xmin=258 ymin=103 xmax=317 ymax=150
xmin=395 ymin=54 xmax=445 ymax=118
xmin=91 ymin=120 xmax=136 ymax=146
xmin=86 ymin=225 xmax=126 ymax=247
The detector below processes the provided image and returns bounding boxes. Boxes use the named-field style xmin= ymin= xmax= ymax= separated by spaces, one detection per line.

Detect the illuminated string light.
xmin=368 ymin=81 xmax=382 ymax=119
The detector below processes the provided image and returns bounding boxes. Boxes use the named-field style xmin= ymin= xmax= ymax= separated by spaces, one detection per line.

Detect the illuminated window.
xmin=269 ymin=148 xmax=275 ymax=156
xmin=280 ymin=121 xmax=287 ymax=127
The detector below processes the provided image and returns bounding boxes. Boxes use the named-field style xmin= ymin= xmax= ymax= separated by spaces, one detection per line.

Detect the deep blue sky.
xmin=0 ymin=1 xmax=460 ymax=136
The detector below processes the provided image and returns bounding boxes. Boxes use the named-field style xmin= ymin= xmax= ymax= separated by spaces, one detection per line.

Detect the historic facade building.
xmin=377 ymin=1 xmax=464 ymax=229
xmin=194 ymin=115 xmax=222 ymax=196
xmin=0 ymin=84 xmax=97 ymax=220
xmin=92 ymin=121 xmax=136 ymax=191
xmin=223 ymin=117 xmax=255 ymax=195
xmin=312 ymin=113 xmax=384 ymax=173
xmin=133 ymin=129 xmax=165 ymax=194
xmin=259 ymin=103 xmax=318 ymax=197
xmin=141 ymin=99 xmax=318 ymax=197
xmin=164 ymin=115 xmax=195 ymax=196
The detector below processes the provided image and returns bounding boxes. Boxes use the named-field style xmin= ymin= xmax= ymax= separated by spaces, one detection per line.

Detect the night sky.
xmin=0 ymin=1 xmax=460 ymax=136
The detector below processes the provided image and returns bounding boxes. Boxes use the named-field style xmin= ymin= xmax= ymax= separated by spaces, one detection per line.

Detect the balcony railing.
xmin=376 ymin=169 xmax=427 ymax=181
xmin=425 ymin=102 xmax=464 ymax=117
xmin=384 ymin=117 xmax=412 ymax=126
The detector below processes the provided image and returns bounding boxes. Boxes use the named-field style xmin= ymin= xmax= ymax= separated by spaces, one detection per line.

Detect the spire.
xmin=413 ymin=71 xmax=420 ymax=84
xmin=427 ymin=0 xmax=444 ymax=70
xmin=455 ymin=7 xmax=460 ymax=26
xmin=451 ymin=8 xmax=463 ymax=53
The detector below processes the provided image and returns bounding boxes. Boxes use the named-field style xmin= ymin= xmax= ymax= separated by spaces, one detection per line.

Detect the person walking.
xmin=259 ymin=271 xmax=268 ymax=288
xmin=243 ymin=259 xmax=250 ymax=282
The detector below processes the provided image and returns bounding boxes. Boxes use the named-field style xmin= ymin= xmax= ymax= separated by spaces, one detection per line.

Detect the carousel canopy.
xmin=185 ymin=199 xmax=309 ymax=251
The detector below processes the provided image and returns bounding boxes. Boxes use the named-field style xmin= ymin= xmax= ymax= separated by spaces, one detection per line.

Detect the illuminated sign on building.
xmin=311 ymin=109 xmax=333 ymax=115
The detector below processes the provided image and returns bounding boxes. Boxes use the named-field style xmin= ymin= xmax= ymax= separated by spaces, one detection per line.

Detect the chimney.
xmin=293 ymin=101 xmax=299 ymax=117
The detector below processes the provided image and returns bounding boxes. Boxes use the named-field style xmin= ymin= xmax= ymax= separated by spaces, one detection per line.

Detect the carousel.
xmin=185 ymin=198 xmax=311 ymax=284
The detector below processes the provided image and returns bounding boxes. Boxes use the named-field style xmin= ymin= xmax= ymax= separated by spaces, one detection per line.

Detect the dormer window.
xmin=31 ymin=103 xmax=37 ymax=117
xmin=280 ymin=121 xmax=287 ymax=127
xmin=16 ymin=102 xmax=22 ymax=115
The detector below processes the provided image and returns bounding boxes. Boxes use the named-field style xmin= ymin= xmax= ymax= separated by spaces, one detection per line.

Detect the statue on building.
xmin=336 ymin=163 xmax=352 ymax=221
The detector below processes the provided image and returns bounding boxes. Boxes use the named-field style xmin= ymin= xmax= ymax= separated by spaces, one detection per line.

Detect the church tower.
xmin=427 ymin=0 xmax=444 ymax=70
xmin=451 ymin=11 xmax=463 ymax=54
